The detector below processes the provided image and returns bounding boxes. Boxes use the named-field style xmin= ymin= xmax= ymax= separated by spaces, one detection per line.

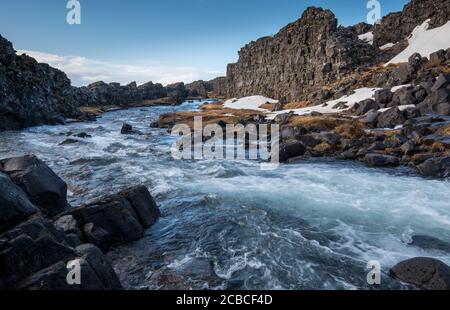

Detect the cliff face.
xmin=225 ymin=7 xmax=376 ymax=102
xmin=0 ymin=35 xmax=81 ymax=130
xmin=373 ymin=0 xmax=450 ymax=47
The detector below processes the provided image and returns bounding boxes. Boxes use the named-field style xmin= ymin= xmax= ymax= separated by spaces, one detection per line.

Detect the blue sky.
xmin=0 ymin=0 xmax=409 ymax=85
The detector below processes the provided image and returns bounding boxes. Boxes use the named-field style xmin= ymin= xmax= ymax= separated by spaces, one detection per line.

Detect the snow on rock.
xmin=391 ymin=84 xmax=411 ymax=92
xmin=266 ymin=87 xmax=380 ymax=120
xmin=380 ymin=43 xmax=395 ymax=50
xmin=223 ymin=95 xmax=278 ymax=111
xmin=386 ymin=19 xmax=450 ymax=65
xmin=358 ymin=32 xmax=374 ymax=45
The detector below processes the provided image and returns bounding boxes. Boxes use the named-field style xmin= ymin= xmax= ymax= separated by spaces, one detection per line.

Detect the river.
xmin=1 ymin=100 xmax=449 ymax=289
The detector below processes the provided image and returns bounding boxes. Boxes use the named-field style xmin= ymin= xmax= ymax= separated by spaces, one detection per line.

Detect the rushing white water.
xmin=0 ymin=100 xmax=449 ymax=290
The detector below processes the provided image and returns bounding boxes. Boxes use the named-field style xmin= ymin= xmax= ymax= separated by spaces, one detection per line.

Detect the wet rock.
xmin=364 ymin=153 xmax=399 ymax=167
xmin=73 ymin=132 xmax=92 ymax=139
xmin=279 ymin=140 xmax=306 ymax=162
xmin=121 ymin=123 xmax=133 ymax=134
xmin=0 ymin=218 xmax=76 ymax=289
xmin=75 ymin=244 xmax=122 ymax=289
xmin=54 ymin=215 xmax=81 ymax=238
xmin=0 ymin=172 xmax=37 ymax=234
xmin=59 ymin=138 xmax=79 ymax=145
xmin=118 ymin=186 xmax=160 ymax=228
xmin=0 ymin=155 xmax=68 ymax=217
xmin=15 ymin=260 xmax=99 ymax=290
xmin=390 ymin=257 xmax=450 ymax=290
xmin=368 ymin=141 xmax=386 ymax=151
xmin=416 ymin=157 xmax=450 ymax=178
xmin=377 ymin=108 xmax=406 ymax=128
xmin=70 ymin=195 xmax=144 ymax=249
xmin=410 ymin=235 xmax=450 ymax=253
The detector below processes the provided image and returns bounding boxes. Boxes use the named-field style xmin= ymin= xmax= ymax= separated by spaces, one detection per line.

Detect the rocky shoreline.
xmin=0 ymin=155 xmax=161 ymax=289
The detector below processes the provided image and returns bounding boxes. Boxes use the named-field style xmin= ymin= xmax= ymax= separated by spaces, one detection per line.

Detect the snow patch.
xmin=386 ymin=19 xmax=450 ymax=65
xmin=223 ymin=96 xmax=278 ymax=111
xmin=380 ymin=43 xmax=395 ymax=50
xmin=358 ymin=32 xmax=374 ymax=45
xmin=390 ymin=84 xmax=411 ymax=92
xmin=266 ymin=87 xmax=380 ymax=120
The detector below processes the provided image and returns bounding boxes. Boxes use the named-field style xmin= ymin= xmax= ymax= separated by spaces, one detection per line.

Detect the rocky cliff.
xmin=0 ymin=35 xmax=82 ymax=130
xmin=220 ymin=0 xmax=450 ymax=102
xmin=224 ymin=7 xmax=376 ymax=102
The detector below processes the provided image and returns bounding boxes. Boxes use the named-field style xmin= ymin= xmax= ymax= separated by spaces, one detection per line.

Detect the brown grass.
xmin=335 ymin=122 xmax=365 ymax=139
xmin=259 ymin=103 xmax=273 ymax=110
xmin=314 ymin=142 xmax=332 ymax=153
xmin=200 ymin=102 xmax=224 ymax=110
xmin=283 ymin=101 xmax=312 ymax=109
xmin=158 ymin=108 xmax=265 ymax=129
xmin=437 ymin=124 xmax=450 ymax=136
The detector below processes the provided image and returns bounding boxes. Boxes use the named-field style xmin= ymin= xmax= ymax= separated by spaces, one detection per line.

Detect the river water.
xmin=1 ymin=100 xmax=449 ymax=290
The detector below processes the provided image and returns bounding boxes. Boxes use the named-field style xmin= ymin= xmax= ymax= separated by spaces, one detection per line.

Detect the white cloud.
xmin=16 ymin=49 xmax=223 ymax=87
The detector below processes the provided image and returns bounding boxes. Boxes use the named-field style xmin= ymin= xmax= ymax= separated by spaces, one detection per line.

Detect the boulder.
xmin=410 ymin=235 xmax=450 ymax=253
xmin=0 ymin=218 xmax=76 ymax=289
xmin=273 ymin=112 xmax=294 ymax=124
xmin=118 ymin=186 xmax=160 ymax=227
xmin=364 ymin=153 xmax=400 ymax=167
xmin=354 ymin=99 xmax=378 ymax=115
xmin=416 ymin=157 xmax=450 ymax=178
xmin=120 ymin=123 xmax=133 ymax=134
xmin=362 ymin=110 xmax=380 ymax=125
xmin=400 ymin=141 xmax=416 ymax=155
xmin=392 ymin=87 xmax=416 ymax=106
xmin=0 ymin=155 xmax=68 ymax=217
xmin=280 ymin=125 xmax=308 ymax=140
xmin=408 ymin=53 xmax=425 ymax=70
xmin=390 ymin=257 xmax=450 ymax=290
xmin=313 ymin=132 xmax=341 ymax=146
xmin=429 ymin=49 xmax=446 ymax=66
xmin=297 ymin=134 xmax=321 ymax=148
xmin=0 ymin=173 xmax=37 ymax=234
xmin=374 ymin=89 xmax=393 ymax=105
xmin=377 ymin=108 xmax=406 ymax=128
xmin=279 ymin=140 xmax=306 ymax=162
xmin=75 ymin=244 xmax=122 ymax=289
xmin=54 ymin=215 xmax=81 ymax=238
xmin=431 ymin=73 xmax=450 ymax=92
xmin=70 ymin=195 xmax=144 ymax=249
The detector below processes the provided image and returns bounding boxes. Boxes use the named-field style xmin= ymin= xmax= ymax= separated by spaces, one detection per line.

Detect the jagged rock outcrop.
xmin=373 ymin=0 xmax=450 ymax=48
xmin=0 ymin=155 xmax=161 ymax=290
xmin=225 ymin=7 xmax=376 ymax=102
xmin=0 ymin=35 xmax=82 ymax=130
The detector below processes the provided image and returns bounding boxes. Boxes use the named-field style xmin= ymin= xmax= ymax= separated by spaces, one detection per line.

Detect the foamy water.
xmin=1 ymin=100 xmax=449 ymax=290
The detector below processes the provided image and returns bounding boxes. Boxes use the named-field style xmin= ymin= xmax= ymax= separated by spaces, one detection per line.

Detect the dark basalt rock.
xmin=70 ymin=186 xmax=160 ymax=249
xmin=120 ymin=123 xmax=133 ymax=134
xmin=364 ymin=153 xmax=400 ymax=167
xmin=118 ymin=186 xmax=160 ymax=228
xmin=225 ymin=7 xmax=376 ymax=102
xmin=0 ymin=172 xmax=37 ymax=234
xmin=377 ymin=108 xmax=406 ymax=129
xmin=0 ymin=155 xmax=68 ymax=217
xmin=390 ymin=257 xmax=450 ymax=290
xmin=374 ymin=89 xmax=393 ymax=105
xmin=354 ymin=99 xmax=378 ymax=116
xmin=410 ymin=235 xmax=450 ymax=253
xmin=416 ymin=157 xmax=450 ymax=178
xmin=279 ymin=140 xmax=307 ymax=162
